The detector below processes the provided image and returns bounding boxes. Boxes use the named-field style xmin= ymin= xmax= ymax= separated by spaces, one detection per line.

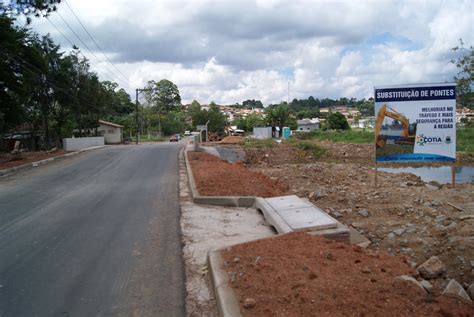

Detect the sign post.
xmin=374 ymin=83 xmax=457 ymax=186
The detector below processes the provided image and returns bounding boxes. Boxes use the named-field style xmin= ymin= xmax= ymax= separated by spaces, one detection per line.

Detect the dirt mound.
xmin=188 ymin=151 xmax=287 ymax=197
xmin=223 ymin=232 xmax=474 ymax=316
xmin=0 ymin=149 xmax=67 ymax=170
xmin=219 ymin=136 xmax=244 ymax=144
xmin=245 ymin=141 xmax=474 ymax=285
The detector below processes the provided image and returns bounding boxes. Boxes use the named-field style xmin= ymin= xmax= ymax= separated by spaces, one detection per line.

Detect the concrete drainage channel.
xmin=183 ymin=146 xmax=370 ymax=316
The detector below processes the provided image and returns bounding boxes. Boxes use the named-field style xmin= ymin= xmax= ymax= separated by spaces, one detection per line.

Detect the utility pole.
xmin=135 ymin=89 xmax=139 ymax=144
xmin=288 ymin=81 xmax=290 ymax=105
xmin=135 ymin=87 xmax=154 ymax=144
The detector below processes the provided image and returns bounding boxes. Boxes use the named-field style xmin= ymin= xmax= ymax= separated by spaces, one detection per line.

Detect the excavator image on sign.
xmin=375 ymin=104 xmax=417 ymax=149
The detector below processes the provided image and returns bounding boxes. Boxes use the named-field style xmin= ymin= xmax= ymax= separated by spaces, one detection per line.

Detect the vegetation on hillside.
xmin=0 ymin=15 xmax=135 ymax=149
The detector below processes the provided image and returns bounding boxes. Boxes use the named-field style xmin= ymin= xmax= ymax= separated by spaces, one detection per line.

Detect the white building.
xmin=253 ymin=126 xmax=272 ymax=139
xmin=98 ymin=120 xmax=124 ymax=144
xmin=297 ymin=118 xmax=320 ymax=132
xmin=351 ymin=117 xmax=375 ymax=129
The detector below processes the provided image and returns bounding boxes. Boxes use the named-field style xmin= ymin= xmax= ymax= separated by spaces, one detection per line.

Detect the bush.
xmin=303 ymin=130 xmax=373 ymax=144
xmin=294 ymin=141 xmax=327 ymax=159
xmin=458 ymin=127 xmax=474 ymax=153
xmin=327 ymin=112 xmax=350 ymax=130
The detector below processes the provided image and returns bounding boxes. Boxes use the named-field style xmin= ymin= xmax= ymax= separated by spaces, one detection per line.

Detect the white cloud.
xmin=22 ymin=0 xmax=473 ymax=105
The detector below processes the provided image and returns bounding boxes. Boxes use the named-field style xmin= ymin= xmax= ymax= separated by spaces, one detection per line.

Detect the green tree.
xmin=265 ymin=104 xmax=291 ymax=131
xmin=327 ymin=112 xmax=350 ymax=130
xmin=242 ymin=99 xmax=263 ymax=109
xmin=233 ymin=112 xmax=265 ymax=132
xmin=451 ymin=39 xmax=473 ymax=109
xmin=356 ymin=99 xmax=374 ymax=117
xmin=207 ymin=102 xmax=227 ymax=132
xmin=1 ymin=0 xmax=62 ymax=24
xmin=145 ymin=79 xmax=181 ymax=111
xmin=0 ymin=15 xmax=134 ymax=148
xmin=0 ymin=16 xmax=29 ymax=133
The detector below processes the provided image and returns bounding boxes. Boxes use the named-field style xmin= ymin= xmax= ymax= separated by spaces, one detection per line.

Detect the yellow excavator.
xmin=375 ymin=104 xmax=416 ymax=148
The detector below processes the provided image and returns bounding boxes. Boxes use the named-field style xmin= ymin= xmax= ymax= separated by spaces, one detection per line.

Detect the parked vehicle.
xmin=184 ymin=130 xmax=191 ymax=136
xmin=169 ymin=134 xmax=181 ymax=142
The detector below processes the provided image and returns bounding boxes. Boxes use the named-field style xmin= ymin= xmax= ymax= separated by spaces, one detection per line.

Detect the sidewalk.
xmin=179 ymin=148 xmax=274 ymax=316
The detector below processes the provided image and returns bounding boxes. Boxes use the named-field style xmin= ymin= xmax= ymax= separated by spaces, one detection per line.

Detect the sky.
xmin=15 ymin=0 xmax=474 ymax=105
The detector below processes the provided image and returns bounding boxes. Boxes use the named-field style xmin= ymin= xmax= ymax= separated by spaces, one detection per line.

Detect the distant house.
xmin=297 ymin=118 xmax=320 ymax=132
xmin=98 ymin=120 xmax=124 ymax=144
xmin=351 ymin=117 xmax=375 ymax=129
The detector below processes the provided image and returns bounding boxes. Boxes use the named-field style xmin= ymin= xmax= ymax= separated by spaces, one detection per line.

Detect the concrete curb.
xmin=0 ymin=145 xmax=109 ymax=177
xmin=184 ymin=149 xmax=256 ymax=208
xmin=207 ymin=249 xmax=242 ymax=317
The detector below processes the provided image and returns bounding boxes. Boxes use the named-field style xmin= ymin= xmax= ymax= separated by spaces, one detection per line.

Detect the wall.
xmin=104 ymin=128 xmax=122 ymax=144
xmin=63 ymin=137 xmax=104 ymax=151
xmin=98 ymin=123 xmax=122 ymax=144
xmin=297 ymin=123 xmax=319 ymax=131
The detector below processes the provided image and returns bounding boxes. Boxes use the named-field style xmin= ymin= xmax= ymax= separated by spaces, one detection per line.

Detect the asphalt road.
xmin=0 ymin=143 xmax=186 ymax=316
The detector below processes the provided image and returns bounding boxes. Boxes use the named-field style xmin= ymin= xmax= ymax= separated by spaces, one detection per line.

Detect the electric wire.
xmin=53 ymin=9 xmax=131 ymax=90
xmin=46 ymin=16 xmax=76 ymax=48
xmin=0 ymin=48 xmax=101 ymax=110
xmin=63 ymin=0 xmax=129 ymax=84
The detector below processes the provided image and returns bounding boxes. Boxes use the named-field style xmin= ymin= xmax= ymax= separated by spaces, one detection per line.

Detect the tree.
xmin=327 ymin=112 xmax=350 ymax=130
xmin=265 ymin=104 xmax=291 ymax=131
xmin=0 ymin=15 xmax=134 ymax=149
xmin=207 ymin=102 xmax=227 ymax=132
xmin=356 ymin=99 xmax=374 ymax=117
xmin=1 ymin=0 xmax=62 ymax=24
xmin=145 ymin=79 xmax=181 ymax=112
xmin=233 ymin=112 xmax=264 ymax=132
xmin=0 ymin=16 xmax=29 ymax=133
xmin=451 ymin=39 xmax=473 ymax=109
xmin=242 ymin=99 xmax=263 ymax=109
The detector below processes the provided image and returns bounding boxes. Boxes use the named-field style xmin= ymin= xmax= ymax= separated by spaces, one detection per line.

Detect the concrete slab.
xmin=265 ymin=195 xmax=313 ymax=210
xmin=257 ymin=195 xmax=349 ymax=239
xmin=276 ymin=206 xmax=337 ymax=231
xmin=255 ymin=197 xmax=292 ymax=234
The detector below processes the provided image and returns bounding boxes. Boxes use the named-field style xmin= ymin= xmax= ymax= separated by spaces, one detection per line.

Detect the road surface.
xmin=0 ymin=143 xmax=186 ymax=316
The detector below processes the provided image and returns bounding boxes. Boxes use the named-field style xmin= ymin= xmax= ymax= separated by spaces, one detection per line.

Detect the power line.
xmin=0 ymin=48 xmax=101 ymax=110
xmin=46 ymin=16 xmax=76 ymax=48
xmin=63 ymin=0 xmax=129 ymax=84
xmin=53 ymin=9 xmax=131 ymax=90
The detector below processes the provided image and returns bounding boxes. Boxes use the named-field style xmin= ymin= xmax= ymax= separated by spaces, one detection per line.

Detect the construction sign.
xmin=374 ymin=83 xmax=456 ymax=162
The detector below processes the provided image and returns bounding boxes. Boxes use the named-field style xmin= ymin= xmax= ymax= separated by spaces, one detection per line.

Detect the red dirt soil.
xmin=188 ymin=151 xmax=287 ymax=197
xmin=0 ymin=150 xmax=68 ymax=170
xmin=223 ymin=232 xmax=474 ymax=317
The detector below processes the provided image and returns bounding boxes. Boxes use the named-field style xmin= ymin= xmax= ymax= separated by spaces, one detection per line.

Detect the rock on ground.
xmin=467 ymin=284 xmax=474 ymax=301
xmin=395 ymin=275 xmax=425 ymax=292
xmin=417 ymin=256 xmax=446 ymax=279
xmin=443 ymin=279 xmax=472 ymax=302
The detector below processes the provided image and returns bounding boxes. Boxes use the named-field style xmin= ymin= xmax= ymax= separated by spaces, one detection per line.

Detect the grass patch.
xmin=244 ymin=138 xmax=276 ymax=148
xmin=296 ymin=129 xmax=374 ymax=144
xmin=293 ymin=141 xmax=327 ymax=159
xmin=457 ymin=127 xmax=474 ymax=154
